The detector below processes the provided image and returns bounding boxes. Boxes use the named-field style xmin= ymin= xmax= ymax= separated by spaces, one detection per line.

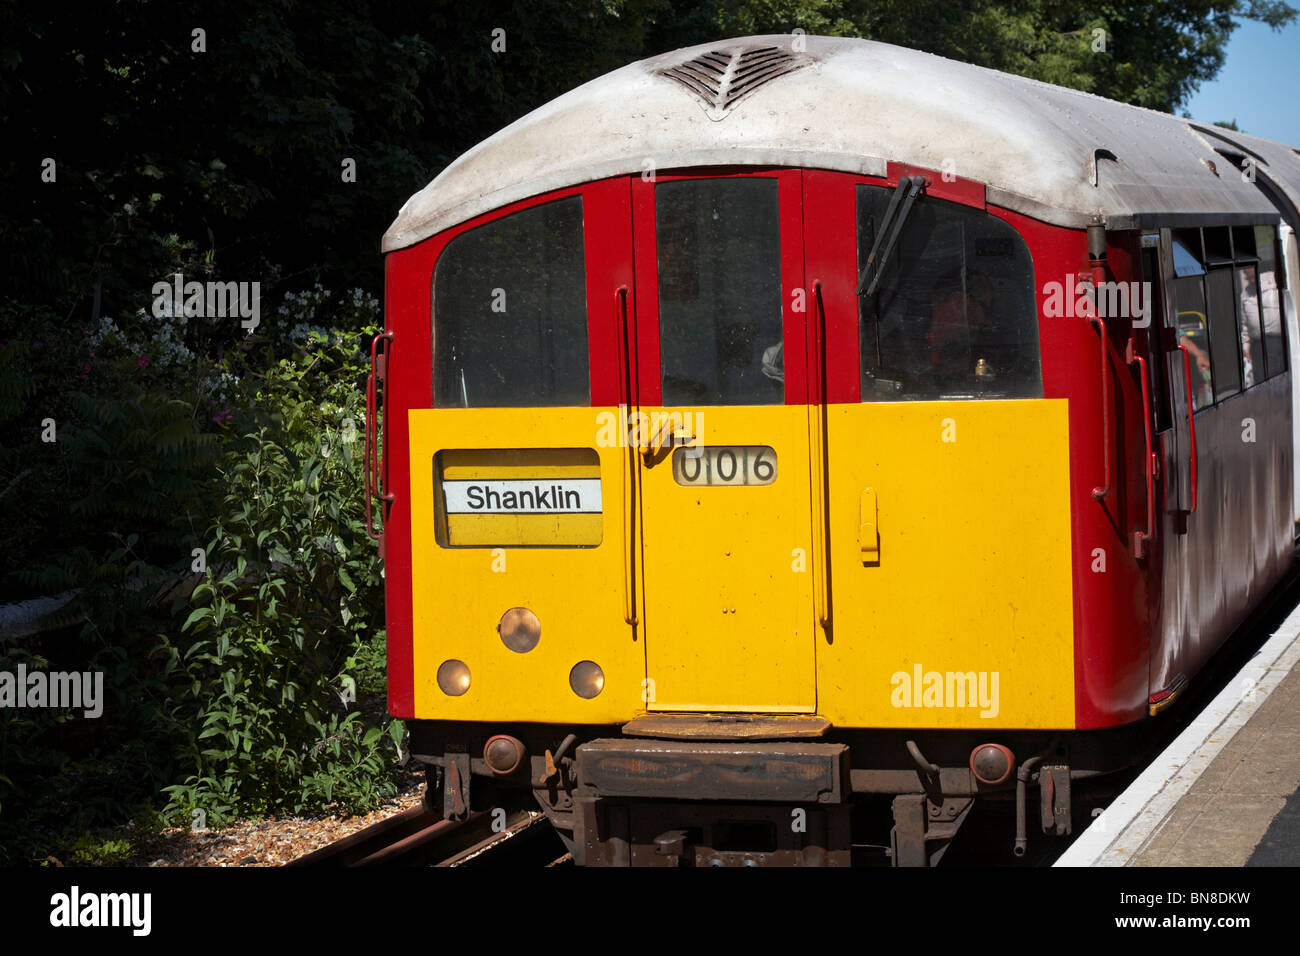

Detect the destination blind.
xmin=442 ymin=478 xmax=603 ymax=514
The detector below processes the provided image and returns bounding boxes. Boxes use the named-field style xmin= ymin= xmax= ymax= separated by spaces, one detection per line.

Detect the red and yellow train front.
xmin=381 ymin=165 xmax=1093 ymax=735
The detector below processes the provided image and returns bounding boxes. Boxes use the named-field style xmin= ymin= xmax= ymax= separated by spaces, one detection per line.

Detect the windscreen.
xmin=432 ymin=196 xmax=589 ymax=408
xmin=857 ymin=186 xmax=1041 ymax=401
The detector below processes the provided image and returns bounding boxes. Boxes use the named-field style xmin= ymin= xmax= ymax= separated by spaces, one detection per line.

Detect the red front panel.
xmin=1020 ymin=211 xmax=1150 ymax=728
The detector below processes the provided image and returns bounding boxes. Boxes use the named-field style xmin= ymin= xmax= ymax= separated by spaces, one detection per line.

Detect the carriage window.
xmin=856 ymin=186 xmax=1040 ymax=401
xmin=1203 ymin=226 xmax=1233 ymax=265
xmin=1237 ymin=265 xmax=1264 ymax=388
xmin=656 ymin=177 xmax=784 ymax=406
xmin=1171 ymin=230 xmax=1204 ymax=277
xmin=432 ymin=196 xmax=589 ymax=407
xmin=1256 ymin=225 xmax=1286 ymax=378
xmin=1232 ymin=226 xmax=1257 ymax=260
xmin=1173 ymin=274 xmax=1213 ymax=411
xmin=1204 ymin=267 xmax=1242 ymax=400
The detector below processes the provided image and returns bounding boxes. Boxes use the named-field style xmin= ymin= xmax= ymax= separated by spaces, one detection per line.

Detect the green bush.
xmin=57 ymin=832 xmax=136 ymax=867
xmin=158 ymin=308 xmax=403 ymax=824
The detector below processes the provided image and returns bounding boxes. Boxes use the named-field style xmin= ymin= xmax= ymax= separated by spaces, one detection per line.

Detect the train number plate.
xmin=672 ymin=445 xmax=777 ymax=486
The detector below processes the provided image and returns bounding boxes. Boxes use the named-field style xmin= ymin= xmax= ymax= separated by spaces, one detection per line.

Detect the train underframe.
xmin=408 ymin=718 xmax=1147 ymax=867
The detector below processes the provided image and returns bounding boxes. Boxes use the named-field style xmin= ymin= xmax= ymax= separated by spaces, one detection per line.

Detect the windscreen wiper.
xmin=856 ymin=175 xmax=925 ymax=296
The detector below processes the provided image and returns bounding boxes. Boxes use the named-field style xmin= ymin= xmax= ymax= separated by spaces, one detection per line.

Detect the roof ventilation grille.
xmin=659 ymin=45 xmax=811 ymax=121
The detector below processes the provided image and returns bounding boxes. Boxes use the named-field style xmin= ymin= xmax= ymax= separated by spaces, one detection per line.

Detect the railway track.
xmin=294 ymin=544 xmax=1300 ymax=869
xmin=287 ymin=805 xmax=571 ymax=867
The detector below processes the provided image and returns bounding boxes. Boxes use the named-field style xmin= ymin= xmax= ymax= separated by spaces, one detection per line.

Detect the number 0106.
xmin=671 ymin=445 xmax=777 ymax=486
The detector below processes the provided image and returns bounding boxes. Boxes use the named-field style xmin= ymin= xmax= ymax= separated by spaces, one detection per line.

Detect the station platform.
xmin=1056 ymin=603 xmax=1300 ymax=867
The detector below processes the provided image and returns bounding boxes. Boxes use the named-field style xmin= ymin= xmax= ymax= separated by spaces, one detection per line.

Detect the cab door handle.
xmin=614 ymin=285 xmax=639 ymax=626
xmin=860 ymin=488 xmax=879 ymax=563
xmin=809 ymin=281 xmax=832 ymax=628
xmin=648 ymin=419 xmax=694 ymax=455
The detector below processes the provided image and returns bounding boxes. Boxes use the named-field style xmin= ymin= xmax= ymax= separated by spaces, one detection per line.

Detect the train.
xmin=366 ymin=35 xmax=1300 ymax=866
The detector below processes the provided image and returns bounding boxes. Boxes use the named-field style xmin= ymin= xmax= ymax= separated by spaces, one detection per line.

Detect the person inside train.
xmin=926 ymin=271 xmax=996 ymax=383
xmin=1177 ymin=310 xmax=1214 ymax=407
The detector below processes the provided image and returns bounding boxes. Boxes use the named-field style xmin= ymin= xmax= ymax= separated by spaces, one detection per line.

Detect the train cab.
xmin=371 ymin=36 xmax=1300 ymax=865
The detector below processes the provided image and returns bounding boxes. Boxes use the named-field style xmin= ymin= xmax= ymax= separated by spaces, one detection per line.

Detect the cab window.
xmin=432 ymin=196 xmax=589 ymax=408
xmin=856 ymin=186 xmax=1040 ymax=400
xmin=655 ymin=177 xmax=784 ymax=406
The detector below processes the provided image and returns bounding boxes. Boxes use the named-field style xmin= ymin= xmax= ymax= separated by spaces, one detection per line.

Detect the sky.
xmin=1184 ymin=17 xmax=1300 ymax=145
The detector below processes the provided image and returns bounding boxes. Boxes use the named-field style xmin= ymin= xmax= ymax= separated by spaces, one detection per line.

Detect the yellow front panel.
xmin=639 ymin=404 xmax=816 ymax=712
xmin=409 ymin=407 xmax=642 ymax=722
xmin=408 ymin=400 xmax=1073 ymax=727
xmin=819 ymin=399 xmax=1075 ymax=729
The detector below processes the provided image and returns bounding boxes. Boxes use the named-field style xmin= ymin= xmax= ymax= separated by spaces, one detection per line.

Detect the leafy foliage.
xmin=157 ymin=313 xmax=403 ymax=824
xmin=5 ymin=2 xmax=1293 ymax=325
xmin=694 ymin=0 xmax=1297 ymax=112
xmin=57 ymin=832 xmax=136 ymax=866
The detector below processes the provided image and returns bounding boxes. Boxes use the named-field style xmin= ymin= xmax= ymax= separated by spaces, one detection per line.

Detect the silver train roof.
xmin=383 ymin=35 xmax=1300 ymax=252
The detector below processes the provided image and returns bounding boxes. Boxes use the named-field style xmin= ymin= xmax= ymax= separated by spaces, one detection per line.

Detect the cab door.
xmin=632 ymin=169 xmax=818 ymax=712
xmin=800 ymin=168 xmax=1076 ymax=730
xmin=404 ymin=178 xmax=644 ymax=724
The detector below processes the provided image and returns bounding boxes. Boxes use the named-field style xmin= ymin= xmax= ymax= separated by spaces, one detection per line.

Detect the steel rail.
xmin=287 ymin=805 xmax=567 ymax=867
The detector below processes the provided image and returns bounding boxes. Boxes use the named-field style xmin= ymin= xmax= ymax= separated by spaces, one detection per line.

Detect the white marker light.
xmin=569 ymin=661 xmax=604 ymax=699
xmin=437 ymin=659 xmax=471 ymax=696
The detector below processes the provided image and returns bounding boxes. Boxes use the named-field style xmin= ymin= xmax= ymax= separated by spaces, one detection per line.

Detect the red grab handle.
xmin=366 ymin=330 xmax=394 ymax=542
xmin=1088 ymin=315 xmax=1111 ymax=502
xmin=1127 ymin=343 xmax=1156 ymax=558
xmin=1177 ymin=344 xmax=1198 ymax=514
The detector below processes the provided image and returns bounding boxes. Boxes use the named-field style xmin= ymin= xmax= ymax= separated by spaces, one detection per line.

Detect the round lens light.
xmin=569 ymin=660 xmax=605 ymax=699
xmin=484 ymin=735 xmax=525 ymax=775
xmin=437 ymin=659 xmax=471 ymax=696
xmin=970 ymin=743 xmax=1014 ymax=786
xmin=498 ymin=607 xmax=541 ymax=653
